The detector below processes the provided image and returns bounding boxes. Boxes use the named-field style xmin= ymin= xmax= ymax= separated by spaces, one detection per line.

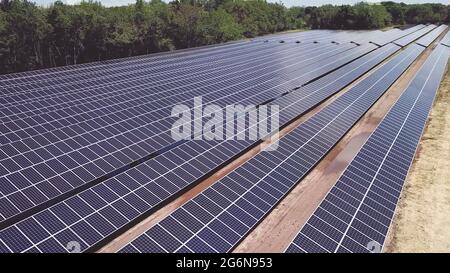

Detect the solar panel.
xmin=0 ymin=43 xmax=401 ymax=253
xmin=370 ymin=25 xmax=426 ymax=46
xmin=0 ymin=31 xmax=395 ymax=107
xmin=251 ymin=29 xmax=384 ymax=45
xmin=393 ymin=25 xmax=437 ymax=47
xmin=1 ymin=35 xmax=299 ymax=86
xmin=0 ymin=30 xmax=355 ymax=88
xmin=1 ymin=42 xmax=377 ymax=223
xmin=415 ymin=25 xmax=448 ymax=47
xmin=276 ymin=30 xmax=381 ymax=45
xmin=286 ymin=44 xmax=450 ymax=253
xmin=440 ymin=30 xmax=450 ymax=47
xmin=0 ymin=41 xmax=330 ymax=107
xmin=251 ymin=29 xmax=335 ymax=42
xmin=117 ymin=44 xmax=424 ymax=253
xmin=0 ymin=40 xmax=257 ymax=86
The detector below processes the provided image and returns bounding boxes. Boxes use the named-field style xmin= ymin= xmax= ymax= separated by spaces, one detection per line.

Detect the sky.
xmin=32 ymin=0 xmax=450 ymax=7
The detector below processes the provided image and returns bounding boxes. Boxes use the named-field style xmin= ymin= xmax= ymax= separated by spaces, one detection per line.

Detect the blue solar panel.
xmin=117 ymin=44 xmax=424 ymax=253
xmin=370 ymin=25 xmax=426 ymax=46
xmin=286 ymin=44 xmax=450 ymax=253
xmin=415 ymin=25 xmax=448 ymax=47
xmin=0 ymin=43 xmax=399 ymax=253
xmin=440 ymin=30 xmax=450 ymax=47
xmin=252 ymin=29 xmax=379 ymax=44
xmin=394 ymin=25 xmax=437 ymax=47
xmin=0 ymin=30 xmax=369 ymax=101
xmin=0 ymin=40 xmax=265 ymax=87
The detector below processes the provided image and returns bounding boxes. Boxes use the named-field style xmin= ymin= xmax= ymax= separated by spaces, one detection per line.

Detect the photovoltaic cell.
xmin=0 ymin=43 xmax=401 ymax=253
xmin=118 ymin=44 xmax=424 ymax=253
xmin=286 ymin=44 xmax=450 ymax=253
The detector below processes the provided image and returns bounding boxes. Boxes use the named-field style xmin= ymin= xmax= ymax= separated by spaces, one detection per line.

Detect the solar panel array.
xmin=441 ymin=30 xmax=450 ymax=47
xmin=369 ymin=25 xmax=426 ymax=46
xmin=0 ymin=41 xmax=262 ymax=84
xmin=0 ymin=40 xmax=378 ymax=225
xmin=415 ymin=25 xmax=448 ymax=47
xmin=286 ymin=44 xmax=450 ymax=253
xmin=0 ymin=25 xmax=441 ymax=253
xmin=0 ymin=28 xmax=372 ymax=86
xmin=0 ymin=42 xmax=402 ymax=253
xmin=253 ymin=29 xmax=371 ymax=44
xmin=118 ymin=44 xmax=424 ymax=253
xmin=394 ymin=24 xmax=437 ymax=47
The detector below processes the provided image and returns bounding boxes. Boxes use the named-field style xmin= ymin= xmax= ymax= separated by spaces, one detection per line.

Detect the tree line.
xmin=0 ymin=0 xmax=449 ymax=75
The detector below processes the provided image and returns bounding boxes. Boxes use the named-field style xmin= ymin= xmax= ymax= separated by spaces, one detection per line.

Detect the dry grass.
xmin=385 ymin=61 xmax=450 ymax=253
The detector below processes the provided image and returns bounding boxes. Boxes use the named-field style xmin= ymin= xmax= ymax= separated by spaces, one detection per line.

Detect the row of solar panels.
xmin=416 ymin=25 xmax=448 ymax=47
xmin=0 ymin=25 xmax=447 ymax=252
xmin=0 ymin=29 xmax=366 ymax=88
xmin=369 ymin=25 xmax=426 ymax=46
xmin=441 ymin=30 xmax=450 ymax=47
xmin=0 ymin=24 xmax=435 ymax=90
xmin=121 ymin=25 xmax=450 ymax=253
xmin=0 ymin=29 xmax=402 ymax=107
xmin=286 ymin=43 xmax=450 ymax=253
xmin=0 ymin=42 xmax=377 ymax=227
xmin=0 ymin=25 xmax=442 ymax=226
xmin=3 ymin=42 xmax=347 ymax=100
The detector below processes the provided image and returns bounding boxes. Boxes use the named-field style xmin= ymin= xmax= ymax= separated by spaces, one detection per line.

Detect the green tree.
xmin=353 ymin=2 xmax=390 ymax=29
xmin=46 ymin=1 xmax=72 ymax=66
xmin=381 ymin=1 xmax=406 ymax=25
xmin=197 ymin=8 xmax=242 ymax=44
xmin=286 ymin=7 xmax=308 ymax=30
xmin=405 ymin=4 xmax=434 ymax=24
xmin=169 ymin=1 xmax=203 ymax=48
xmin=0 ymin=0 xmax=49 ymax=72
xmin=0 ymin=0 xmax=449 ymax=75
xmin=0 ymin=8 xmax=10 ymax=74
xmin=309 ymin=5 xmax=339 ymax=29
xmin=335 ymin=5 xmax=356 ymax=29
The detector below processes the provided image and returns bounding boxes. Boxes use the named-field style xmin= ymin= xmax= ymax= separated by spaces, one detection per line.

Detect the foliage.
xmin=0 ymin=0 xmax=449 ymax=75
